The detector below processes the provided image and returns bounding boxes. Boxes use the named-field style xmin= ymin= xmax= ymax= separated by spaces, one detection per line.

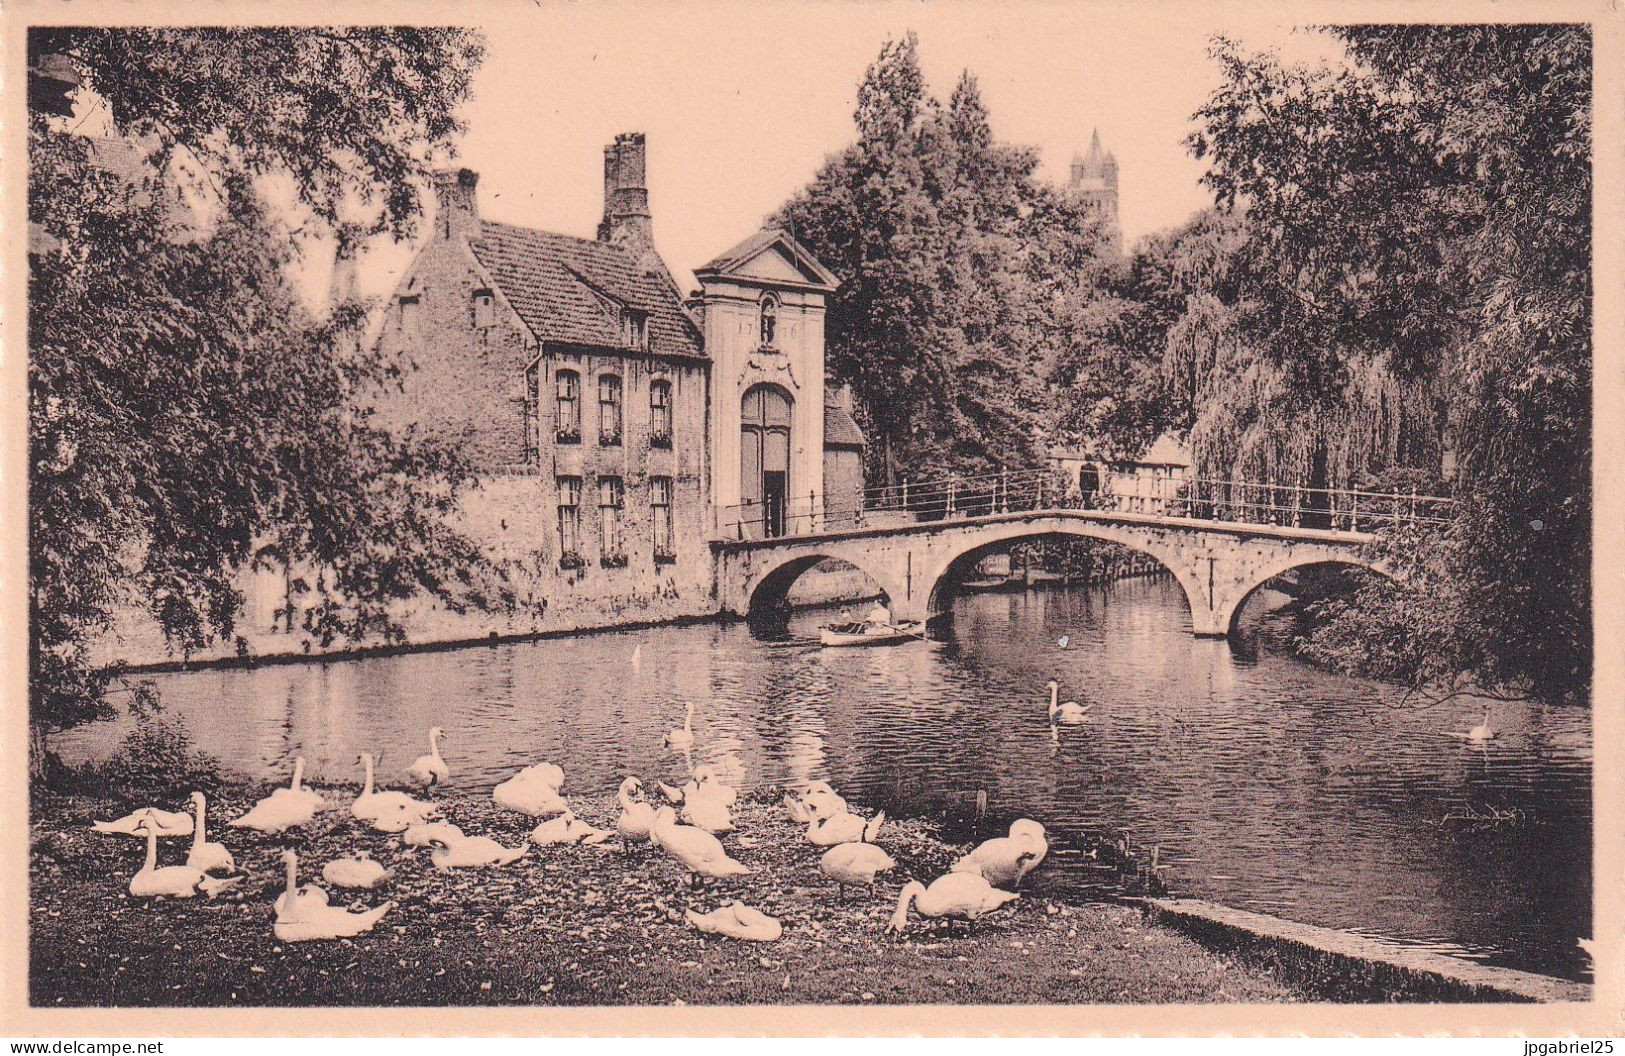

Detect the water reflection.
xmin=56 ymin=576 xmax=1591 ymax=981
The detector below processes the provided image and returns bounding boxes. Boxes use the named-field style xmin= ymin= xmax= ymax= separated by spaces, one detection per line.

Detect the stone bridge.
xmin=711 ymin=508 xmax=1386 ymax=639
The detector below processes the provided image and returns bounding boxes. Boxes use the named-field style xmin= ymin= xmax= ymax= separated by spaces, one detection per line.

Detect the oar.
xmin=883 ymin=622 xmax=932 ymax=642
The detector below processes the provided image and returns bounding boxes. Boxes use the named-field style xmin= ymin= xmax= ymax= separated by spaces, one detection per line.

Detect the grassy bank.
xmin=30 ymin=783 xmax=1304 ymax=1006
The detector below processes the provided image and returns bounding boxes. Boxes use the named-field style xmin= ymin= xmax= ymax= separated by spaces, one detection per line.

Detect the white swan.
xmin=1461 ymin=709 xmax=1498 ymax=743
xmin=273 ymin=850 xmax=394 ymax=942
xmin=663 ymin=702 xmax=696 ymax=751
xmin=321 ymin=853 xmax=393 ymax=889
xmin=427 ymin=833 xmax=528 ymax=870
xmin=953 ymin=819 xmax=1048 ymax=888
xmin=402 ymin=821 xmax=464 ymax=848
xmin=681 ymin=792 xmax=734 ymax=835
xmin=685 ymin=902 xmax=782 ymax=941
xmin=128 ymin=820 xmax=241 ymax=899
xmin=407 ymin=726 xmax=449 ymax=787
xmin=1047 ymin=680 xmax=1092 ymax=724
xmin=492 ymin=765 xmax=570 ymax=817
xmin=801 ymin=781 xmax=847 ymax=820
xmin=93 ymin=806 xmax=193 ymax=838
xmin=820 ymin=843 xmax=897 ymax=897
xmin=616 ymin=777 xmax=657 ymax=842
xmin=353 ymin=752 xmax=438 ymax=824
xmin=229 ymin=756 xmax=325 ymax=833
xmin=651 ymin=807 xmax=750 ymax=881
xmin=889 ymin=871 xmax=1019 ymax=933
xmin=692 ymin=765 xmax=738 ymax=806
xmin=805 ymin=808 xmax=885 ymax=847
xmin=184 ymin=791 xmax=235 ymax=874
xmin=529 ymin=810 xmax=612 ymax=846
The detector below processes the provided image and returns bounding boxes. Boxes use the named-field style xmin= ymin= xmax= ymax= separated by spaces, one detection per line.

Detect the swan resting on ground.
xmin=94 ymin=806 xmax=193 ymax=838
xmin=530 ymin=810 xmax=612 ymax=846
xmin=322 ymin=853 xmax=393 ymax=889
xmin=492 ymin=763 xmax=569 ymax=817
xmin=820 ymin=842 xmax=897 ymax=897
xmin=427 ymin=833 xmax=529 ymax=870
xmin=889 ymin=871 xmax=1020 ymax=933
xmin=128 ymin=820 xmax=241 ymax=899
xmin=805 ymin=808 xmax=885 ymax=847
xmin=402 ymin=821 xmax=464 ymax=848
xmin=407 ymin=726 xmax=450 ymax=787
xmin=229 ymin=756 xmax=328 ymax=833
xmin=1046 ymin=681 xmax=1092 ymax=724
xmin=685 ymin=902 xmax=782 ymax=941
xmin=953 ymin=819 xmax=1049 ymax=888
xmin=650 ymin=807 xmax=750 ymax=880
xmin=184 ymin=791 xmax=235 ymax=874
xmin=353 ymin=752 xmax=438 ymax=824
xmin=274 ymin=850 xmax=394 ymax=942
xmin=616 ymin=777 xmax=656 ymax=842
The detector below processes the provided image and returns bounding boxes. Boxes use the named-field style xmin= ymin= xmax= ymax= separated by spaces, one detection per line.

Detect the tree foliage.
xmin=772 ymin=34 xmax=1116 ymax=484
xmin=1104 ymin=25 xmax=1591 ymax=703
xmin=28 ymin=28 xmax=502 ymax=771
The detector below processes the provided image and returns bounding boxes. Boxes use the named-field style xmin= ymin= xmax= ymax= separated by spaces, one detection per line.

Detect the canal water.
xmin=58 ymin=575 xmax=1592 ymax=982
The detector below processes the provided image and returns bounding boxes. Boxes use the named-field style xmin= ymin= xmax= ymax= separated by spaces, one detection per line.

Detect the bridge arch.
xmin=918 ymin=522 xmax=1210 ymax=635
xmin=741 ymin=552 xmax=904 ymax=623
xmin=1216 ymin=554 xmax=1393 ymax=639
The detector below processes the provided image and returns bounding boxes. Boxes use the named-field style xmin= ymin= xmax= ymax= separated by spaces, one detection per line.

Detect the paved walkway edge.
xmin=1140 ymin=897 xmax=1592 ymax=1003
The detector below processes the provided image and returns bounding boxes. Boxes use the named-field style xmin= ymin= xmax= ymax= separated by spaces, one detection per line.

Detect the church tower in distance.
xmin=1069 ymin=129 xmax=1121 ymax=250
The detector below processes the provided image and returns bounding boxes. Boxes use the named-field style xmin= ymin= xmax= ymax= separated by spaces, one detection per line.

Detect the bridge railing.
xmin=713 ymin=467 xmax=1453 ymax=541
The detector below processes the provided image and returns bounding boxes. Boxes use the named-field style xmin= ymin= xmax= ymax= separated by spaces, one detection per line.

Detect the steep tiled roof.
xmin=823 ymin=401 xmax=866 ymax=449
xmin=467 ymin=221 xmax=703 ymax=360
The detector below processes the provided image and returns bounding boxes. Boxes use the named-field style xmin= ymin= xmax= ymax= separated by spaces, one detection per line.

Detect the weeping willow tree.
xmin=1182 ymin=25 xmax=1591 ymax=704
xmin=1165 ymin=290 xmax=1449 ymax=493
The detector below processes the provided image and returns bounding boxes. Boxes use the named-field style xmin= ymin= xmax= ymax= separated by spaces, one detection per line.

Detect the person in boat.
xmin=866 ymin=602 xmax=893 ymax=630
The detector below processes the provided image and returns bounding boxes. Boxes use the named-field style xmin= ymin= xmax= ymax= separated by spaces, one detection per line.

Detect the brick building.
xmin=362 ymin=132 xmax=866 ymax=642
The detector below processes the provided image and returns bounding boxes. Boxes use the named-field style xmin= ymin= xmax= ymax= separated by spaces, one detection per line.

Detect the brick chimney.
xmin=597 ymin=133 xmax=654 ymax=251
xmin=433 ymin=167 xmax=479 ymax=240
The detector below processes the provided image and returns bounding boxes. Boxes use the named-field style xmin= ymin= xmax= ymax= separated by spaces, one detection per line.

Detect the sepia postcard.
xmin=1 ymin=0 xmax=1620 ymax=1038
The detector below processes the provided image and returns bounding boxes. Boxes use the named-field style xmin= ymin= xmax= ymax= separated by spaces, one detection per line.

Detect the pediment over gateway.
xmin=695 ymin=228 xmax=840 ymax=291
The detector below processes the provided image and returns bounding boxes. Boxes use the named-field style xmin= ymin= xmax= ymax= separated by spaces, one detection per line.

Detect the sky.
xmin=340 ymin=5 xmax=1327 ymax=299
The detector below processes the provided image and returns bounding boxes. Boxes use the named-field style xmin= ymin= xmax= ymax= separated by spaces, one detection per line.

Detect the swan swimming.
xmin=407 ymin=727 xmax=449 ymax=787
xmin=1046 ymin=681 xmax=1091 ymax=724
xmin=663 ymin=702 xmax=696 ymax=751
xmin=889 ymin=871 xmax=1019 ymax=933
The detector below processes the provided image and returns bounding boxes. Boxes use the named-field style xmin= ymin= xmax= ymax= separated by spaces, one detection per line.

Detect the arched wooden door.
xmin=741 ymin=384 xmax=793 ymax=538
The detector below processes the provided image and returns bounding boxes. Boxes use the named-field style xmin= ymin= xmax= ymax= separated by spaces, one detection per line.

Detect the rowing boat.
xmin=818 ymin=621 xmax=924 ymax=647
